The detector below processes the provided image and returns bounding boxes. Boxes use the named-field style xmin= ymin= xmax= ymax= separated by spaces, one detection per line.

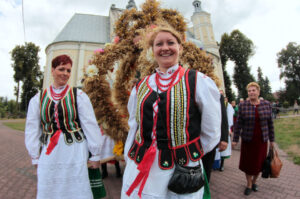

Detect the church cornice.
xmin=45 ymin=41 xmax=105 ymax=53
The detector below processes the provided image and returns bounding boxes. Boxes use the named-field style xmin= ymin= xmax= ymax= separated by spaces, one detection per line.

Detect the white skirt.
xmin=100 ymin=134 xmax=116 ymax=163
xmin=220 ymin=135 xmax=232 ymax=158
xmin=37 ymin=133 xmax=93 ymax=199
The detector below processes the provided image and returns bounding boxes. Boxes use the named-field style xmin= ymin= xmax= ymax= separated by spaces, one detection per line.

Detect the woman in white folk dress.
xmin=121 ymin=25 xmax=221 ymax=199
xmin=25 ymin=54 xmax=103 ymax=199
xmin=219 ymin=97 xmax=234 ymax=171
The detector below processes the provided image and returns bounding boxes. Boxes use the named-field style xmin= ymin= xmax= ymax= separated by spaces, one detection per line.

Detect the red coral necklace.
xmin=155 ymin=66 xmax=181 ymax=92
xmin=50 ymin=85 xmax=69 ymax=101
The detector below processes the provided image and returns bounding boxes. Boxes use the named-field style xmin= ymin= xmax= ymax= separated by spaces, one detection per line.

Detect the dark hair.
xmin=52 ymin=54 xmax=73 ymax=69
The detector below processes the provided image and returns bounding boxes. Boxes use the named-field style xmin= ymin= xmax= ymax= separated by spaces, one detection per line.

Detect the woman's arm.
xmin=25 ymin=94 xmax=42 ymax=165
xmin=195 ymin=72 xmax=221 ymax=155
xmin=233 ymin=103 xmax=243 ymax=143
xmin=77 ymin=89 xmax=103 ymax=163
xmin=267 ymin=102 xmax=275 ymax=143
xmin=124 ymin=87 xmax=138 ymax=162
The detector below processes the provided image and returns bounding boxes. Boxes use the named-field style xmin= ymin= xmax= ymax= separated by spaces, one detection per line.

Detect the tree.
xmin=0 ymin=97 xmax=8 ymax=118
xmin=277 ymin=42 xmax=300 ymax=104
xmin=257 ymin=67 xmax=273 ymax=101
xmin=219 ymin=34 xmax=235 ymax=102
xmin=219 ymin=30 xmax=255 ymax=99
xmin=11 ymin=46 xmax=25 ymax=106
xmin=222 ymin=70 xmax=236 ymax=102
xmin=11 ymin=42 xmax=42 ymax=112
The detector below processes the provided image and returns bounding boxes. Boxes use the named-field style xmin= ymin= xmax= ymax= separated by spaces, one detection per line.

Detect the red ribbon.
xmin=126 ymin=145 xmax=156 ymax=198
xmin=45 ymin=130 xmax=62 ymax=155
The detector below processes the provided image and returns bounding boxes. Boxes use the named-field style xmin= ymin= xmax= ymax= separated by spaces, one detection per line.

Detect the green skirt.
xmin=88 ymin=168 xmax=106 ymax=199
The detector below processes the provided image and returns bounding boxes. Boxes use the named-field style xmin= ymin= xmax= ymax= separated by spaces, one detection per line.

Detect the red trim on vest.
xmin=136 ymin=76 xmax=147 ymax=91
xmin=139 ymin=92 xmax=152 ymax=146
xmin=45 ymin=99 xmax=51 ymax=122
xmin=186 ymin=137 xmax=203 ymax=161
xmin=69 ymin=89 xmax=79 ymax=129
xmin=158 ymin=149 xmax=174 ymax=170
xmin=185 ymin=69 xmax=191 ymax=141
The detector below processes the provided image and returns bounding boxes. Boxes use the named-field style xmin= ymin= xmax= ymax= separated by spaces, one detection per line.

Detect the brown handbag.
xmin=270 ymin=147 xmax=283 ymax=178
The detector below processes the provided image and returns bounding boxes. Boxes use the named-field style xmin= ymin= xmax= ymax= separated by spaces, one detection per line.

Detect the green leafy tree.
xmin=11 ymin=46 xmax=25 ymax=106
xmin=219 ymin=34 xmax=235 ymax=102
xmin=11 ymin=42 xmax=42 ymax=112
xmin=7 ymin=99 xmax=18 ymax=117
xmin=220 ymin=30 xmax=255 ymax=99
xmin=0 ymin=97 xmax=8 ymax=118
xmin=277 ymin=42 xmax=300 ymax=104
xmin=222 ymin=70 xmax=236 ymax=102
xmin=257 ymin=67 xmax=274 ymax=101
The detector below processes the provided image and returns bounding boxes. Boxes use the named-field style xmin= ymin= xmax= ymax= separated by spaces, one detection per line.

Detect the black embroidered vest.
xmin=40 ymin=87 xmax=84 ymax=145
xmin=128 ymin=69 xmax=204 ymax=170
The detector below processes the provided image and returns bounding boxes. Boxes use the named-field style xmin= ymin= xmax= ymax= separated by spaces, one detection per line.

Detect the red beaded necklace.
xmin=155 ymin=66 xmax=181 ymax=92
xmin=50 ymin=85 xmax=69 ymax=101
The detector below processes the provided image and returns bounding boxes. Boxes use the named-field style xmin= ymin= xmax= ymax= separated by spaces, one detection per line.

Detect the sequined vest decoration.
xmin=128 ymin=69 xmax=204 ymax=170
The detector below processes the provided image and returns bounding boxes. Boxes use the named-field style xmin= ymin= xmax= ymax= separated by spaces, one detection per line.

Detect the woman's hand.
xmin=218 ymin=141 xmax=228 ymax=152
xmin=88 ymin=160 xmax=100 ymax=169
xmin=269 ymin=142 xmax=274 ymax=149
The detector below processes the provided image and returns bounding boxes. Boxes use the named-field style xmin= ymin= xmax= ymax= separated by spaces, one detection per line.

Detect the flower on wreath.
xmin=146 ymin=48 xmax=154 ymax=62
xmin=113 ymin=140 xmax=124 ymax=156
xmin=113 ymin=36 xmax=120 ymax=44
xmin=105 ymin=43 xmax=112 ymax=47
xmin=94 ymin=48 xmax=104 ymax=53
xmin=86 ymin=64 xmax=99 ymax=77
xmin=150 ymin=24 xmax=157 ymax=30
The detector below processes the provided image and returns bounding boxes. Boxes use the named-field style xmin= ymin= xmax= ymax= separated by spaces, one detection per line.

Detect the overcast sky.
xmin=1 ymin=0 xmax=300 ymax=100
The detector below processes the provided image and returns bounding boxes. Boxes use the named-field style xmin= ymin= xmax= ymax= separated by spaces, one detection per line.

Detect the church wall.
xmin=191 ymin=7 xmax=225 ymax=91
xmin=109 ymin=8 xmax=123 ymax=41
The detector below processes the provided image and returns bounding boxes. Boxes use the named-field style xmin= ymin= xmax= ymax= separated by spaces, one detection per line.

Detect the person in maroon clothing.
xmin=232 ymin=82 xmax=274 ymax=196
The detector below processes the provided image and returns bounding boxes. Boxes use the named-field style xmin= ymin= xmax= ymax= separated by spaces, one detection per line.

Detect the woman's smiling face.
xmin=152 ymin=31 xmax=182 ymax=71
xmin=51 ymin=63 xmax=72 ymax=87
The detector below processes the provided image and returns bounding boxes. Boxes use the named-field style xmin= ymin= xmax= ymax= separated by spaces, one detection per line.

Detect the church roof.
xmin=50 ymin=13 xmax=204 ymax=49
xmin=52 ymin=13 xmax=110 ymax=44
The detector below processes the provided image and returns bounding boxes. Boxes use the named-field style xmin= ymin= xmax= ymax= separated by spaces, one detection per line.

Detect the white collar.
xmin=155 ymin=64 xmax=179 ymax=76
xmin=50 ymin=84 xmax=68 ymax=93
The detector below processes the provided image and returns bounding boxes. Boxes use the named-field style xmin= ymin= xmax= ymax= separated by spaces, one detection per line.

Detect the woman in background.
xmin=232 ymin=82 xmax=274 ymax=196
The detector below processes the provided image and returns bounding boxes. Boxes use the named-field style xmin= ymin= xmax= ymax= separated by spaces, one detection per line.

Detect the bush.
xmin=283 ymin=101 xmax=289 ymax=108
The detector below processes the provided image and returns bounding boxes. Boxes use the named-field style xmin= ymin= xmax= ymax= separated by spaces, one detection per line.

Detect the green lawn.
xmin=274 ymin=117 xmax=300 ymax=165
xmin=3 ymin=120 xmax=25 ymax=132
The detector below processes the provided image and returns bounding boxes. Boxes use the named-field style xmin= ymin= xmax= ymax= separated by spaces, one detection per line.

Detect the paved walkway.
xmin=0 ymin=120 xmax=300 ymax=199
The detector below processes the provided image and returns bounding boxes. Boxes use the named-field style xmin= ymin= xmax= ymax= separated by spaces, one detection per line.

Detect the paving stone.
xmin=1 ymin=120 xmax=300 ymax=199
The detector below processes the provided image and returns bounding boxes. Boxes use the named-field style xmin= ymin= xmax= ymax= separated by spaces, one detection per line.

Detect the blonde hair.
xmin=246 ymin=82 xmax=260 ymax=91
xmin=147 ymin=25 xmax=183 ymax=48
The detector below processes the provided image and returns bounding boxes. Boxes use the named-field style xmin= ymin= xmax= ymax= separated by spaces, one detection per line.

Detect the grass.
xmin=3 ymin=120 xmax=26 ymax=132
xmin=274 ymin=116 xmax=300 ymax=165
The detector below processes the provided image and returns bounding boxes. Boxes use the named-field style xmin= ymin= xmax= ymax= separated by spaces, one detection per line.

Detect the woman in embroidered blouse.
xmin=25 ymin=54 xmax=103 ymax=199
xmin=232 ymin=82 xmax=274 ymax=196
xmin=121 ymin=25 xmax=221 ymax=199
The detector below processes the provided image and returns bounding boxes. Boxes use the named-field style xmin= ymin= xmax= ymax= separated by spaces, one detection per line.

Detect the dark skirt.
xmin=239 ymin=105 xmax=268 ymax=175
